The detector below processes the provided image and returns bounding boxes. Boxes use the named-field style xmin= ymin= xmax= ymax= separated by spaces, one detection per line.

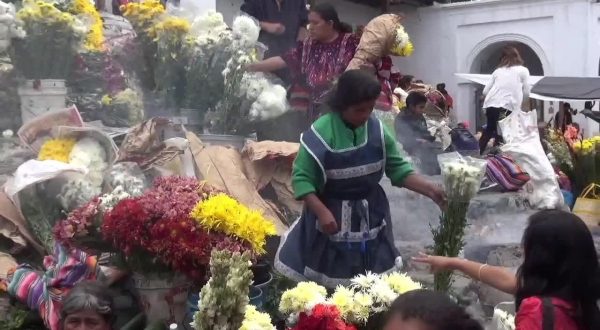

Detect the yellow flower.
xmin=279 ymin=282 xmax=327 ymax=315
xmin=383 ymin=272 xmax=422 ymax=294
xmin=240 ymin=306 xmax=275 ymax=330
xmin=402 ymin=41 xmax=414 ymax=56
xmin=101 ymin=94 xmax=112 ymax=106
xmin=70 ymin=0 xmax=105 ymax=51
xmin=330 ymin=286 xmax=354 ymax=319
xmin=147 ymin=17 xmax=190 ymax=40
xmin=121 ymin=0 xmax=165 ymax=35
xmin=190 ymin=194 xmax=277 ymax=254
xmin=38 ymin=138 xmax=77 ymax=163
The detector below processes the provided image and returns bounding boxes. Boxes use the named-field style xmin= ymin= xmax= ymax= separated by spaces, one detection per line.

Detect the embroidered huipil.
xmin=275 ymin=112 xmax=413 ymax=288
xmin=283 ymin=34 xmax=359 ymax=117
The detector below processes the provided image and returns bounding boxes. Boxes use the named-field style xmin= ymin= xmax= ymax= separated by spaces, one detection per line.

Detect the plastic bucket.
xmin=252 ymin=272 xmax=273 ymax=302
xmin=248 ymin=286 xmax=263 ymax=310
xmin=17 ymin=79 xmax=67 ymax=123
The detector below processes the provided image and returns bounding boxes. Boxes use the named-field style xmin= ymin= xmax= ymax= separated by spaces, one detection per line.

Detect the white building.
xmin=399 ymin=0 xmax=600 ymax=136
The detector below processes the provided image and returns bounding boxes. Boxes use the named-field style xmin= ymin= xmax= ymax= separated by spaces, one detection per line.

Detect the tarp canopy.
xmin=531 ymin=77 xmax=600 ymax=101
xmin=455 ymin=73 xmax=581 ymax=102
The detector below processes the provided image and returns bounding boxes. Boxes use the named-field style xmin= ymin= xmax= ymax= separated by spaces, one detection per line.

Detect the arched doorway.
xmin=469 ymin=41 xmax=545 ymax=128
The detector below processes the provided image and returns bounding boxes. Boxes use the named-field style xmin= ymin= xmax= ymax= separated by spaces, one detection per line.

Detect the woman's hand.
xmin=412 ymin=252 xmax=456 ymax=272
xmin=428 ymin=185 xmax=447 ymax=210
xmin=402 ymin=174 xmax=447 ymax=210
xmin=317 ymin=209 xmax=339 ymax=235
xmin=303 ymin=193 xmax=339 ymax=235
xmin=261 ymin=22 xmax=286 ymax=35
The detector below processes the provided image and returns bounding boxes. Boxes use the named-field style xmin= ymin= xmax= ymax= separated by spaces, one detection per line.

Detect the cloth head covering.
xmin=347 ymin=14 xmax=402 ymax=71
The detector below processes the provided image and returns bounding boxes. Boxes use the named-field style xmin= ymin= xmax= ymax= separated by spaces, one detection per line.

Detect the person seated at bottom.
xmin=395 ymin=92 xmax=441 ymax=175
xmin=60 ymin=281 xmax=114 ymax=330
xmin=384 ymin=289 xmax=483 ymax=330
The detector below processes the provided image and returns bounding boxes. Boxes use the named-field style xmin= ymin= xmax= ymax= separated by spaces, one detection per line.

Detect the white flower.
xmin=351 ymin=272 xmax=379 ymax=291
xmin=232 ymin=15 xmax=260 ymax=48
xmin=69 ymin=137 xmax=108 ymax=187
xmin=370 ymin=280 xmax=397 ymax=309
xmin=395 ymin=26 xmax=410 ymax=49
xmin=58 ymin=174 xmax=102 ymax=211
xmin=2 ymin=129 xmax=13 ymax=137
xmin=493 ymin=309 xmax=515 ymax=330
xmin=191 ymin=10 xmax=228 ymax=37
xmin=249 ymin=85 xmax=288 ymax=120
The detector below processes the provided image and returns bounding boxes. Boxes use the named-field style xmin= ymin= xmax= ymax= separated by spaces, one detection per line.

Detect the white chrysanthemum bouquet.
xmin=185 ymin=13 xmax=289 ymax=134
xmin=432 ymin=153 xmax=487 ymax=292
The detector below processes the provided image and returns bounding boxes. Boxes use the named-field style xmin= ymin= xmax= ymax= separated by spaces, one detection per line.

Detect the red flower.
xmin=53 ymin=197 xmax=102 ymax=251
xmin=293 ymin=304 xmax=357 ymax=330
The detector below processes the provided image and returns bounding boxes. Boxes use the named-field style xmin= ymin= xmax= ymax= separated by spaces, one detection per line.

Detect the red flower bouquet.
xmin=101 ymin=176 xmax=250 ymax=280
xmin=53 ymin=197 xmax=105 ymax=253
xmin=293 ymin=304 xmax=357 ymax=330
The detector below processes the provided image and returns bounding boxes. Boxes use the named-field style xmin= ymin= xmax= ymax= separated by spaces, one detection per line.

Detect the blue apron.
xmin=275 ymin=117 xmax=400 ymax=288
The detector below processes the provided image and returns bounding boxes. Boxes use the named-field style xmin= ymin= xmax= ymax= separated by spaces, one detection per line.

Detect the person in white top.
xmin=480 ymin=46 xmax=530 ymax=154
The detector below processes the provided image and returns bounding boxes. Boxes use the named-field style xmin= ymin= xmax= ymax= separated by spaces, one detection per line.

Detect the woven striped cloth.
xmin=7 ymin=244 xmax=98 ymax=330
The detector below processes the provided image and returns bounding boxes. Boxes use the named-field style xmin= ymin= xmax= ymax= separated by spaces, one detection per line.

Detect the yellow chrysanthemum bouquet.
xmin=190 ymin=193 xmax=277 ymax=255
xmin=69 ymin=0 xmax=104 ymax=52
xmin=149 ymin=16 xmax=191 ymax=108
xmin=11 ymin=0 xmax=86 ymax=79
xmin=572 ymin=136 xmax=600 ymax=190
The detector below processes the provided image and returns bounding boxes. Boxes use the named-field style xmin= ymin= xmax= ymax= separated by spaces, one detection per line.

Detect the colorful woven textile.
xmin=7 ymin=244 xmax=98 ymax=330
xmin=486 ymin=154 xmax=531 ymax=192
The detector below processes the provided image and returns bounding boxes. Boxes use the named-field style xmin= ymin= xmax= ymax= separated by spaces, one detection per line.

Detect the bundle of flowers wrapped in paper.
xmin=432 ymin=153 xmax=486 ymax=292
xmin=14 ymin=131 xmax=115 ymax=252
xmin=572 ymin=136 xmax=600 ymax=191
xmin=347 ymin=14 xmax=413 ymax=71
xmin=37 ymin=134 xmax=113 ymax=210
xmin=11 ymin=0 xmax=87 ymax=79
xmin=279 ymin=272 xmax=421 ymax=328
xmin=53 ymin=162 xmax=147 ymax=253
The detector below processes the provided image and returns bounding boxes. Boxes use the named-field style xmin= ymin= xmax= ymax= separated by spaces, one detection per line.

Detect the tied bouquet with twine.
xmin=431 ymin=153 xmax=487 ymax=292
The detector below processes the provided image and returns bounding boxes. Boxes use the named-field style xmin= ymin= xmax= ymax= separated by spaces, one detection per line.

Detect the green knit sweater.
xmin=292 ymin=112 xmax=414 ymax=199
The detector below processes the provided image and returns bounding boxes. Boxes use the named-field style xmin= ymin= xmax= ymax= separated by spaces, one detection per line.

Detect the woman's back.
xmin=483 ymin=65 xmax=530 ymax=112
xmin=516 ymin=297 xmax=582 ymax=330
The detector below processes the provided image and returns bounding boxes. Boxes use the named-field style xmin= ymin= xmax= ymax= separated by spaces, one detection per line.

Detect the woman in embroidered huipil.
xmin=248 ymin=3 xmax=359 ymax=121
xmin=275 ymin=70 xmax=446 ymax=288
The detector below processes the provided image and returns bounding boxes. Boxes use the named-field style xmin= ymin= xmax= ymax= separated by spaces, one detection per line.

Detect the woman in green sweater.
xmin=275 ymin=70 xmax=445 ymax=288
